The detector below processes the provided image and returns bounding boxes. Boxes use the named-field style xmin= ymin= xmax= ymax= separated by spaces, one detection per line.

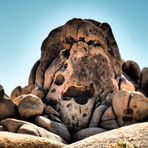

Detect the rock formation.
xmin=0 ymin=18 xmax=148 ymax=147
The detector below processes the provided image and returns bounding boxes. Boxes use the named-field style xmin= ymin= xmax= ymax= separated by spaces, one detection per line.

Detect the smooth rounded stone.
xmin=10 ymin=86 xmax=22 ymax=99
xmin=35 ymin=115 xmax=71 ymax=142
xmin=18 ymin=94 xmax=44 ymax=119
xmin=1 ymin=118 xmax=28 ymax=133
xmin=140 ymin=67 xmax=148 ymax=97
xmin=31 ymin=87 xmax=45 ymax=99
xmin=0 ymin=132 xmax=65 ymax=148
xmin=100 ymin=119 xmax=119 ymax=130
xmin=101 ymin=106 xmax=116 ymax=121
xmin=112 ymin=90 xmax=130 ymax=126
xmin=17 ymin=124 xmax=40 ymax=136
xmin=129 ymin=91 xmax=148 ymax=122
xmin=73 ymin=127 xmax=106 ymax=141
xmin=64 ymin=122 xmax=148 ymax=148
xmin=1 ymin=118 xmax=67 ymax=144
xmin=0 ymin=95 xmax=16 ymax=120
xmin=89 ymin=104 xmax=108 ymax=127
xmin=122 ymin=60 xmax=141 ymax=84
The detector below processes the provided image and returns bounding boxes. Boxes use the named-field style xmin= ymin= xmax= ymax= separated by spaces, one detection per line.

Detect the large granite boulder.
xmin=0 ymin=18 xmax=147 ymax=146
xmin=64 ymin=122 xmax=148 ymax=148
xmin=0 ymin=132 xmax=65 ymax=148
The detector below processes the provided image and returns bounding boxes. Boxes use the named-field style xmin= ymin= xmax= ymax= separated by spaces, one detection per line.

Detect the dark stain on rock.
xmin=54 ymin=74 xmax=65 ymax=85
xmin=124 ymin=108 xmax=133 ymax=115
xmin=72 ymin=115 xmax=75 ymax=120
xmin=122 ymin=116 xmax=133 ymax=122
xmin=83 ymin=113 xmax=87 ymax=117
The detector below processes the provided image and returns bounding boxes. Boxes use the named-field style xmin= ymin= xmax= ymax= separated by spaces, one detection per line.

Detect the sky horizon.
xmin=0 ymin=0 xmax=148 ymax=95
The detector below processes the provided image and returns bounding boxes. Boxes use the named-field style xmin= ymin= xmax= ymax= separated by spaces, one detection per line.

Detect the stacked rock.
xmin=0 ymin=18 xmax=147 ymax=144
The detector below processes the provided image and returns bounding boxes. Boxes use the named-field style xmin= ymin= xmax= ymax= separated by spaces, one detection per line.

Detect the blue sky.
xmin=0 ymin=0 xmax=148 ymax=95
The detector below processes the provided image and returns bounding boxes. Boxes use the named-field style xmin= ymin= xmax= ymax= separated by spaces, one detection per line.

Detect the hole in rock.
xmin=62 ymin=49 xmax=70 ymax=59
xmin=54 ymin=74 xmax=65 ymax=85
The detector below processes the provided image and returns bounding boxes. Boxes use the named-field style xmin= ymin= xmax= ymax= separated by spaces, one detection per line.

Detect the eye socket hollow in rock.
xmin=61 ymin=49 xmax=70 ymax=59
xmin=54 ymin=74 xmax=65 ymax=85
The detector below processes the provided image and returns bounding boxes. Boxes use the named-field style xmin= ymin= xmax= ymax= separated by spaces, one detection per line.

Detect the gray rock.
xmin=35 ymin=115 xmax=71 ymax=142
xmin=73 ymin=127 xmax=106 ymax=141
xmin=89 ymin=104 xmax=108 ymax=127
xmin=101 ymin=119 xmax=119 ymax=129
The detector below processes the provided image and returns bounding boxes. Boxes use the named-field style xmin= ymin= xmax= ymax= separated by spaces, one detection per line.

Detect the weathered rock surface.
xmin=72 ymin=127 xmax=106 ymax=141
xmin=112 ymin=90 xmax=148 ymax=126
xmin=18 ymin=94 xmax=44 ymax=119
xmin=1 ymin=118 xmax=67 ymax=144
xmin=64 ymin=122 xmax=148 ymax=148
xmin=0 ymin=18 xmax=148 ymax=146
xmin=0 ymin=132 xmax=65 ymax=148
xmin=35 ymin=116 xmax=71 ymax=142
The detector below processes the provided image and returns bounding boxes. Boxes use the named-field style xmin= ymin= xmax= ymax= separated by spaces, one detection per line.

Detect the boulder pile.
xmin=0 ymin=18 xmax=147 ymax=147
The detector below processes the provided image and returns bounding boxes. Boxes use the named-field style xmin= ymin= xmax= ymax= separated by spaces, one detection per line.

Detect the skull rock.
xmin=32 ymin=18 xmax=122 ymax=132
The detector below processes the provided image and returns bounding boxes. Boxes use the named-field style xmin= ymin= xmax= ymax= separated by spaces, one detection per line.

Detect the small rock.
xmin=89 ymin=104 xmax=108 ymax=127
xmin=35 ymin=115 xmax=71 ymax=142
xmin=101 ymin=119 xmax=119 ymax=129
xmin=73 ymin=127 xmax=106 ymax=141
xmin=18 ymin=94 xmax=44 ymax=119
xmin=101 ymin=106 xmax=116 ymax=121
xmin=112 ymin=90 xmax=130 ymax=126
xmin=1 ymin=118 xmax=67 ymax=144
xmin=122 ymin=60 xmax=140 ymax=87
xmin=0 ymin=92 xmax=16 ymax=120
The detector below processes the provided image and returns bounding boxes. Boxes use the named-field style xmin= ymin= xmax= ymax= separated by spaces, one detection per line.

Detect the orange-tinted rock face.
xmin=27 ymin=18 xmax=122 ymax=132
